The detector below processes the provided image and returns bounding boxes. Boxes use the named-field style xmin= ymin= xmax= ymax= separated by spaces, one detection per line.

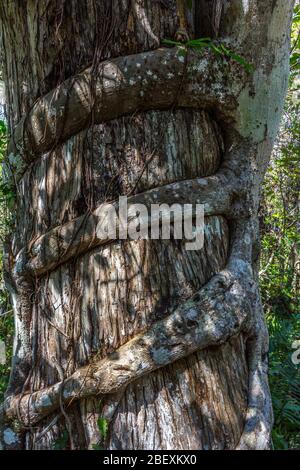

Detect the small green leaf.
xmin=97 ymin=417 xmax=108 ymax=440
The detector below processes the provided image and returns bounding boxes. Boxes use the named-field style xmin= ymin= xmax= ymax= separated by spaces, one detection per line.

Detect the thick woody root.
xmin=236 ymin=290 xmax=273 ymax=450
xmin=0 ymin=257 xmax=254 ymax=431
xmin=8 ymin=46 xmax=243 ymax=178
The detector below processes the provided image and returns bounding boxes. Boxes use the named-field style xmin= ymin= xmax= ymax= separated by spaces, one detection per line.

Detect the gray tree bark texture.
xmin=0 ymin=0 xmax=294 ymax=450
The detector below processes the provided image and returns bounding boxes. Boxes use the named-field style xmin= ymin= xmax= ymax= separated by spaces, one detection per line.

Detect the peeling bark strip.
xmin=8 ymin=46 xmax=243 ymax=174
xmin=0 ymin=263 xmax=253 ymax=428
xmin=14 ymin=166 xmax=242 ymax=278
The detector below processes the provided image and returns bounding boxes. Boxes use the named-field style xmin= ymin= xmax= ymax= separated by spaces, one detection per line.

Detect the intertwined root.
xmin=1 ymin=217 xmax=273 ymax=449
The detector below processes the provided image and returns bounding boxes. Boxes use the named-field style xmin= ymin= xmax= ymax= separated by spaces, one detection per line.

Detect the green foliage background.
xmin=259 ymin=4 xmax=300 ymax=449
xmin=0 ymin=6 xmax=299 ymax=449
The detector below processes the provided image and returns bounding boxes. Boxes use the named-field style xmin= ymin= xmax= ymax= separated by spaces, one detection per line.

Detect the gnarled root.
xmin=1 ymin=259 xmax=254 ymax=433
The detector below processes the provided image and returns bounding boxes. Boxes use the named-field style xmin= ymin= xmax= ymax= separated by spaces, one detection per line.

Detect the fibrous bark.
xmin=0 ymin=0 xmax=294 ymax=450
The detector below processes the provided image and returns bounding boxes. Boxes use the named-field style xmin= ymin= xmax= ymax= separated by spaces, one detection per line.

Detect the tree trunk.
xmin=0 ymin=0 xmax=293 ymax=450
